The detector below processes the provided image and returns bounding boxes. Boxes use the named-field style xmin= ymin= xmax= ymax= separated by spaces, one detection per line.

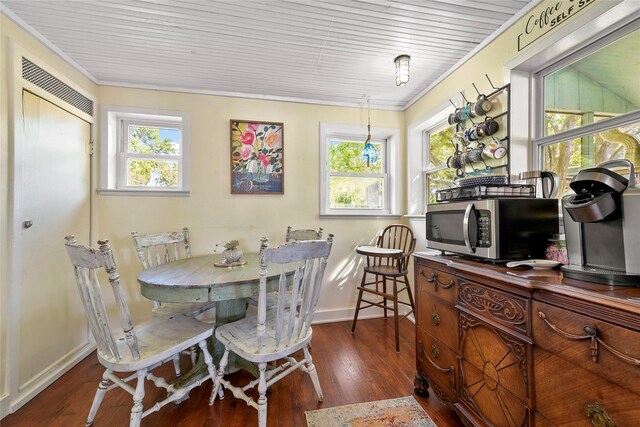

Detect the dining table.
xmin=137 ymin=251 xmax=297 ymax=394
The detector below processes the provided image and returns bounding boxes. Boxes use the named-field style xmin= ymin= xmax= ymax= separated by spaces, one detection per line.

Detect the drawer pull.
xmin=538 ymin=311 xmax=640 ymax=366
xmin=431 ymin=344 xmax=440 ymax=359
xmin=418 ymin=340 xmax=454 ymax=389
xmin=586 ymin=402 xmax=616 ymax=427
xmin=421 ymin=270 xmax=454 ymax=290
xmin=431 ymin=313 xmax=441 ymax=326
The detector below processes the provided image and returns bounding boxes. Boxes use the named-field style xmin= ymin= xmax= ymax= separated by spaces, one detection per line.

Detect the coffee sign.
xmin=517 ymin=0 xmax=596 ymax=51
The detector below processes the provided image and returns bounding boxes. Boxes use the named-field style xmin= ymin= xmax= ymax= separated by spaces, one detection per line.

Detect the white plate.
xmin=505 ymin=259 xmax=562 ymax=270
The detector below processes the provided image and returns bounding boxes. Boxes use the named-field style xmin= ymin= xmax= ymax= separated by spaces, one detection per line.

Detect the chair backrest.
xmin=285 ymin=226 xmax=323 ymax=242
xmin=131 ymin=227 xmax=191 ymax=270
xmin=64 ymin=236 xmax=139 ymax=362
xmin=256 ymin=235 xmax=333 ymax=352
xmin=375 ymin=224 xmax=416 ymax=271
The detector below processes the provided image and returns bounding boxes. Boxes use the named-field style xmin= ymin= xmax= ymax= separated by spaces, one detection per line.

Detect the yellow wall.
xmin=97 ymin=86 xmax=405 ymax=320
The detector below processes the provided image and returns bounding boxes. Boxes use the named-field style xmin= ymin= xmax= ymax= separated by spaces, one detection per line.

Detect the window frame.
xmin=423 ymin=121 xmax=456 ymax=206
xmin=531 ymin=20 xmax=640 ymax=170
xmin=100 ymin=106 xmax=190 ymax=196
xmin=320 ymin=122 xmax=400 ymax=217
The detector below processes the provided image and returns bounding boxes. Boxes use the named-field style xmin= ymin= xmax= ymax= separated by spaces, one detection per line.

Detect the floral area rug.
xmin=305 ymin=396 xmax=438 ymax=427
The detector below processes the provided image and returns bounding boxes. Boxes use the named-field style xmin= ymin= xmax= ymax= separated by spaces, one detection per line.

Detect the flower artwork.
xmin=230 ymin=120 xmax=284 ymax=194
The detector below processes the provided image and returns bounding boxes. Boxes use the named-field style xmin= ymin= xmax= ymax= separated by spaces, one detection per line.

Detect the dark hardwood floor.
xmin=3 ymin=318 xmax=463 ymax=426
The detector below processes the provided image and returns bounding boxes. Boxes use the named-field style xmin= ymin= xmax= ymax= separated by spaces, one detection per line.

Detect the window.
xmin=534 ymin=24 xmax=640 ymax=197
xmin=100 ymin=106 xmax=190 ymax=195
xmin=425 ymin=122 xmax=457 ymax=205
xmin=320 ymin=123 xmax=400 ymax=216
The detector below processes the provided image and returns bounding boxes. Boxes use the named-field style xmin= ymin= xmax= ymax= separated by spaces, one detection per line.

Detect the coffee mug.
xmin=463 ymin=127 xmax=480 ymax=143
xmin=464 ymin=147 xmax=484 ymax=164
xmin=477 ymin=118 xmax=499 ymax=137
xmin=472 ymin=95 xmax=492 ymax=117
xmin=482 ymin=140 xmax=507 ymax=159
xmin=447 ymin=151 xmax=465 ymax=169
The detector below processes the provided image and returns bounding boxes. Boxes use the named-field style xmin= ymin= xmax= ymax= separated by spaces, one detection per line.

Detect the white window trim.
xmin=530 ymin=20 xmax=640 ymax=169
xmin=504 ymin=0 xmax=640 ymax=172
xmin=100 ymin=105 xmax=190 ymax=196
xmin=320 ymin=122 xmax=400 ymax=217
xmin=406 ymin=95 xmax=461 ymax=216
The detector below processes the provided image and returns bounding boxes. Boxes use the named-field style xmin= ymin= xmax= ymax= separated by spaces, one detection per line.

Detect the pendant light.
xmin=361 ymin=96 xmax=377 ymax=167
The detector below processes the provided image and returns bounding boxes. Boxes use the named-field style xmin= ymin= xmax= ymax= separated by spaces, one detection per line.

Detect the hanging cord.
xmin=362 ymin=96 xmax=377 ymax=167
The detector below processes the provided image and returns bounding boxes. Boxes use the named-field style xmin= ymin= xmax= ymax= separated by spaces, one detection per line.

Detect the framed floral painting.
xmin=230 ymin=120 xmax=284 ymax=194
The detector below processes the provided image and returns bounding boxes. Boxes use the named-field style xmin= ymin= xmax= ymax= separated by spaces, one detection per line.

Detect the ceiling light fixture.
xmin=394 ymin=55 xmax=411 ymax=86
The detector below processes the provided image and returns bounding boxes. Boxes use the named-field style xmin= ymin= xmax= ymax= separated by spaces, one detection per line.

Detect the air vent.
xmin=22 ymin=57 xmax=93 ymax=116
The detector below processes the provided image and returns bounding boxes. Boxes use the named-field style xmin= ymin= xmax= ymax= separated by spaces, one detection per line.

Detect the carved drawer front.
xmin=458 ymin=280 xmax=530 ymax=337
xmin=416 ymin=295 xmax=458 ymax=351
xmin=416 ymin=263 xmax=457 ymax=305
xmin=459 ymin=359 xmax=530 ymax=427
xmin=534 ymin=347 xmax=640 ymax=426
xmin=416 ymin=326 xmax=456 ymax=402
xmin=532 ymin=301 xmax=640 ymax=395
xmin=459 ymin=313 xmax=530 ymax=404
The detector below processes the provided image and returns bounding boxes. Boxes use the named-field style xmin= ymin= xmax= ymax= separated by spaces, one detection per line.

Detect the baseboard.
xmin=7 ymin=342 xmax=95 ymax=416
xmin=313 ymin=306 xmax=413 ymax=325
xmin=0 ymin=393 xmax=10 ymax=420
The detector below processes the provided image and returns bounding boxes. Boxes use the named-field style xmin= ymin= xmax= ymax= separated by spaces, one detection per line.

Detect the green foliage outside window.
xmin=426 ymin=125 xmax=456 ymax=204
xmin=328 ymin=139 xmax=384 ymax=209
xmin=127 ymin=126 xmax=179 ymax=187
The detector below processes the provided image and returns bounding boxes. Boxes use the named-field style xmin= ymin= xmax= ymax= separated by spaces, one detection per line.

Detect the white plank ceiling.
xmin=2 ymin=0 xmax=533 ymax=109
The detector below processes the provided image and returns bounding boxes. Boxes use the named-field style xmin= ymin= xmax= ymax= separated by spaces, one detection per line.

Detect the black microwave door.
xmin=426 ymin=210 xmax=466 ymax=246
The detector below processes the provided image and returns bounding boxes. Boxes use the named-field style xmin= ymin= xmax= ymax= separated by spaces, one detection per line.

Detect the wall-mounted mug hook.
xmin=472 ymin=83 xmax=481 ymax=96
xmin=486 ymin=74 xmax=499 ymax=90
xmin=460 ymin=91 xmax=471 ymax=104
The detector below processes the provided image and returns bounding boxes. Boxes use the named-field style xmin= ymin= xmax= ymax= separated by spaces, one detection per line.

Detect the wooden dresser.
xmin=413 ymin=254 xmax=640 ymax=427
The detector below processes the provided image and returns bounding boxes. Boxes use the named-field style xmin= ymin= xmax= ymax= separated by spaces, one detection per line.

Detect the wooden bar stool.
xmin=351 ymin=224 xmax=416 ymax=352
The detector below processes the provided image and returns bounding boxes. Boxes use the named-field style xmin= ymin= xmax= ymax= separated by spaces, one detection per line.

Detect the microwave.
xmin=425 ymin=199 xmax=558 ymax=261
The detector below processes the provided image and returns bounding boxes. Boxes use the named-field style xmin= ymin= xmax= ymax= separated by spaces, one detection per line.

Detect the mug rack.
xmin=446 ymin=75 xmax=511 ymax=185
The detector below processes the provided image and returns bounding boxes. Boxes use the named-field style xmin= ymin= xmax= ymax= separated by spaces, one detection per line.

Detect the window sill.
xmin=98 ymin=189 xmax=190 ymax=197
xmin=320 ymin=214 xmax=403 ymax=219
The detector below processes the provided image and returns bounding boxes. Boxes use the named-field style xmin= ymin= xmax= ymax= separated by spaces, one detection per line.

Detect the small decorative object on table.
xmin=214 ymin=240 xmax=247 ymax=267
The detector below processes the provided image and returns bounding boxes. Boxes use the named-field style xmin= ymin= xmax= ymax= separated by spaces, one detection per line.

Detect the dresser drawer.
xmin=416 ymin=327 xmax=456 ymax=401
xmin=534 ymin=347 xmax=640 ymax=426
xmin=416 ymin=263 xmax=457 ymax=305
xmin=459 ymin=358 xmax=531 ymax=427
xmin=416 ymin=295 xmax=458 ymax=350
xmin=532 ymin=301 xmax=640 ymax=395
xmin=457 ymin=279 xmax=530 ymax=337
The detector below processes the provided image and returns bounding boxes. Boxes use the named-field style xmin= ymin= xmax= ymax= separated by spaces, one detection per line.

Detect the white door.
xmin=18 ymin=90 xmax=91 ymax=388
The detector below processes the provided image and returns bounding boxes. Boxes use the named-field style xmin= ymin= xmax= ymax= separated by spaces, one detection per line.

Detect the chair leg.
xmin=382 ymin=275 xmax=388 ymax=319
xmin=199 ymin=340 xmax=224 ymax=401
xmin=172 ymin=354 xmax=181 ymax=377
xmin=129 ymin=370 xmax=147 ymax=427
xmin=404 ymin=275 xmax=416 ymax=314
xmin=86 ymin=369 xmax=111 ymax=426
xmin=257 ymin=362 xmax=268 ymax=427
xmin=393 ymin=278 xmax=400 ymax=352
xmin=303 ymin=347 xmax=324 ymax=402
xmin=210 ymin=348 xmax=230 ymax=405
xmin=351 ymin=272 xmax=367 ymax=333
xmin=190 ymin=345 xmax=198 ymax=367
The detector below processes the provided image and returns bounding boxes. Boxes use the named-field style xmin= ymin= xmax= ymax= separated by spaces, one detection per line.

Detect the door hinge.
xmin=89 ymin=139 xmax=95 ymax=157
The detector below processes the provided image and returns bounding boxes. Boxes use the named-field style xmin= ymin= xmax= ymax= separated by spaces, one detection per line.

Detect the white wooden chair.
xmin=211 ymin=235 xmax=333 ymax=427
xmin=64 ymin=236 xmax=219 ymax=427
xmin=247 ymin=226 xmax=323 ymax=309
xmin=285 ymin=226 xmax=323 ymax=242
xmin=131 ymin=228 xmax=216 ymax=318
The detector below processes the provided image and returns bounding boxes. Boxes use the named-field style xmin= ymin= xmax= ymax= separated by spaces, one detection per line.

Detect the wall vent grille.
xmin=22 ymin=57 xmax=93 ymax=116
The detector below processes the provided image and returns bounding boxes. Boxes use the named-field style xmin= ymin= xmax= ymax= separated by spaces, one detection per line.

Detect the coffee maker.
xmin=561 ymin=160 xmax=640 ymax=286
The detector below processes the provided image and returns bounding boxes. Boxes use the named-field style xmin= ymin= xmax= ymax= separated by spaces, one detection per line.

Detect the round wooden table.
xmin=137 ymin=252 xmax=296 ymax=389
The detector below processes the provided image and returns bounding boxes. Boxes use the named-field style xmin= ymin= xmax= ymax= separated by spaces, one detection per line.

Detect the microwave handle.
xmin=463 ymin=203 xmax=476 ymax=253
